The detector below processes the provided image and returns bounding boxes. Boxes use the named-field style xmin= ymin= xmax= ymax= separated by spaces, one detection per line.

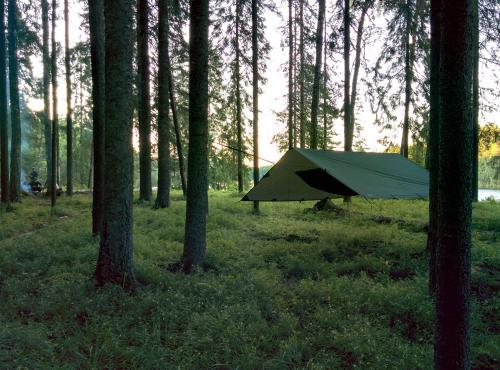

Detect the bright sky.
xmin=27 ymin=1 xmax=499 ymax=168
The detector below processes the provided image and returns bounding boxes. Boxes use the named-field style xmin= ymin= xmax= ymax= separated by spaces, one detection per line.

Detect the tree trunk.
xmin=287 ymin=0 xmax=294 ymax=150
xmin=95 ymin=0 xmax=136 ymax=288
xmin=64 ymin=0 xmax=73 ymax=195
xmin=155 ymin=0 xmax=171 ymax=209
xmin=89 ymin=0 xmax=105 ymax=235
xmin=309 ymin=0 xmax=325 ymax=150
xmin=349 ymin=3 xmax=369 ymax=136
xmin=322 ymin=14 xmax=327 ymax=150
xmin=299 ymin=0 xmax=305 ymax=148
xmin=137 ymin=0 xmax=152 ymax=201
xmin=343 ymin=0 xmax=351 ymax=203
xmin=7 ymin=0 xmax=21 ymax=203
xmin=50 ymin=0 xmax=58 ymax=207
xmin=434 ymin=0 xmax=474 ymax=368
xmin=168 ymin=68 xmax=187 ymax=198
xmin=235 ymin=0 xmax=243 ymax=193
xmin=427 ymin=0 xmax=441 ymax=297
xmin=400 ymin=0 xmax=421 ymax=158
xmin=471 ymin=0 xmax=479 ymax=203
xmin=0 ymin=0 xmax=9 ymax=205
xmin=252 ymin=0 xmax=259 ymax=213
xmin=183 ymin=0 xmax=209 ymax=272
xmin=42 ymin=0 xmax=52 ymax=193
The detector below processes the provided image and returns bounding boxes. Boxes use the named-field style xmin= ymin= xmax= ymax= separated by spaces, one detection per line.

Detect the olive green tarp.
xmin=242 ymin=149 xmax=429 ymax=201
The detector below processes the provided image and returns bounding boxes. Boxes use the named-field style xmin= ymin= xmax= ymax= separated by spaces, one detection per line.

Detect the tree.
xmin=65 ymin=0 xmax=73 ymax=195
xmin=309 ymin=0 xmax=325 ymax=150
xmin=0 ymin=0 xmax=9 ymax=205
xmin=235 ymin=0 xmax=243 ymax=192
xmin=7 ymin=0 xmax=21 ymax=202
xmin=252 ymin=0 xmax=259 ymax=213
xmin=155 ymin=0 xmax=171 ymax=209
xmin=298 ymin=0 xmax=305 ymax=148
xmin=183 ymin=0 xmax=209 ymax=272
xmin=89 ymin=0 xmax=105 ymax=235
xmin=42 ymin=0 xmax=52 ymax=195
xmin=50 ymin=0 xmax=58 ymax=207
xmin=137 ymin=0 xmax=152 ymax=202
xmin=95 ymin=0 xmax=136 ymax=287
xmin=287 ymin=0 xmax=294 ymax=149
xmin=471 ymin=0 xmax=479 ymax=202
xmin=434 ymin=0 xmax=475 ymax=368
xmin=343 ymin=0 xmax=350 ymax=154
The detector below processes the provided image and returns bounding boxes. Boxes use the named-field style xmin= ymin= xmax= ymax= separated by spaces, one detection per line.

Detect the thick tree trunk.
xmin=252 ymin=0 xmax=259 ymax=213
xmin=309 ymin=0 xmax=325 ymax=150
xmin=7 ymin=0 xmax=21 ymax=203
xmin=95 ymin=0 xmax=136 ymax=288
xmin=0 ymin=0 xmax=9 ymax=205
xmin=299 ymin=0 xmax=305 ymax=148
xmin=235 ymin=0 xmax=243 ymax=193
xmin=50 ymin=0 xmax=58 ymax=207
xmin=287 ymin=0 xmax=294 ymax=149
xmin=42 ymin=0 xmax=51 ymax=192
xmin=89 ymin=0 xmax=105 ymax=235
xmin=427 ymin=0 xmax=441 ymax=297
xmin=434 ymin=0 xmax=474 ymax=368
xmin=349 ymin=3 xmax=369 ymax=135
xmin=155 ymin=0 xmax=171 ymax=209
xmin=471 ymin=0 xmax=479 ymax=203
xmin=137 ymin=0 xmax=152 ymax=201
xmin=168 ymin=69 xmax=187 ymax=198
xmin=65 ymin=0 xmax=73 ymax=195
xmin=183 ymin=0 xmax=209 ymax=272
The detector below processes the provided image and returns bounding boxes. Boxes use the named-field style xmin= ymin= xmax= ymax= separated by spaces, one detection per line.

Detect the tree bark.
xmin=471 ymin=0 xmax=479 ymax=203
xmin=183 ymin=0 xmax=209 ymax=272
xmin=95 ymin=0 xmax=136 ymax=288
xmin=42 ymin=0 xmax=52 ymax=193
xmin=322 ymin=14 xmax=327 ymax=150
xmin=50 ymin=0 xmax=58 ymax=207
xmin=168 ymin=68 xmax=187 ymax=198
xmin=0 ymin=0 xmax=9 ymax=205
xmin=235 ymin=0 xmax=243 ymax=193
xmin=343 ymin=0 xmax=351 ymax=154
xmin=434 ymin=0 xmax=474 ymax=368
xmin=252 ymin=0 xmax=259 ymax=213
xmin=309 ymin=0 xmax=325 ymax=150
xmin=89 ymin=0 xmax=105 ymax=235
xmin=7 ymin=0 xmax=21 ymax=203
xmin=155 ymin=0 xmax=171 ymax=209
xmin=287 ymin=0 xmax=294 ymax=150
xmin=299 ymin=0 xmax=305 ymax=148
xmin=427 ymin=0 xmax=441 ymax=297
xmin=65 ymin=0 xmax=73 ymax=195
xmin=137 ymin=0 xmax=152 ymax=201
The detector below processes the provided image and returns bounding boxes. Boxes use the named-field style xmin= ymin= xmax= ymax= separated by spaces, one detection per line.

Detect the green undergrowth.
xmin=0 ymin=192 xmax=498 ymax=369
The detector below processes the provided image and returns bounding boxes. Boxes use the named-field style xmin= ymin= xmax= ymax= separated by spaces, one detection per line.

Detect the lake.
xmin=479 ymin=189 xmax=500 ymax=201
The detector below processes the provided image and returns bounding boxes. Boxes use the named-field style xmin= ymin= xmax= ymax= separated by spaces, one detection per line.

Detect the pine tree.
xmin=252 ymin=0 xmax=259 ymax=213
xmin=183 ymin=0 xmax=209 ymax=272
xmin=42 ymin=0 xmax=51 ymax=194
xmin=95 ymin=0 xmax=136 ymax=287
xmin=64 ymin=0 xmax=73 ymax=195
xmin=50 ymin=0 xmax=58 ymax=207
xmin=0 ymin=0 xmax=9 ymax=205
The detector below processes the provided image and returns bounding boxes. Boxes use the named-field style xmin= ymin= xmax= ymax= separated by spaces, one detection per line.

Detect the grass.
xmin=0 ymin=192 xmax=498 ymax=369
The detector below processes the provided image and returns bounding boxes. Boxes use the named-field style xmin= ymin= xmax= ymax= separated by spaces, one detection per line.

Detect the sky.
xmin=27 ymin=1 xmax=499 ymax=168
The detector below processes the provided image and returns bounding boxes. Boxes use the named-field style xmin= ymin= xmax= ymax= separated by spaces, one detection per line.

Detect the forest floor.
xmin=0 ymin=192 xmax=498 ymax=369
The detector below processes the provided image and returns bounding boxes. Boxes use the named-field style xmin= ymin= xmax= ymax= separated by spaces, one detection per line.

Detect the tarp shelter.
xmin=242 ymin=149 xmax=429 ymax=201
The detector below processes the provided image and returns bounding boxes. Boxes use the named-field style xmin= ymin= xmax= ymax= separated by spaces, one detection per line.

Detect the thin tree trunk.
xmin=50 ymin=0 xmax=58 ymax=207
xmin=183 ymin=0 xmax=209 ymax=272
xmin=235 ymin=0 xmax=243 ymax=193
xmin=434 ymin=0 xmax=474 ymax=368
xmin=0 ymin=0 xmax=9 ymax=205
xmin=7 ymin=0 xmax=21 ymax=203
xmin=287 ymin=0 xmax=293 ymax=149
xmin=137 ymin=0 xmax=152 ymax=201
xmin=471 ymin=0 xmax=479 ymax=203
xmin=89 ymin=0 xmax=105 ymax=235
xmin=322 ymin=12 xmax=327 ymax=150
xmin=299 ymin=0 xmax=305 ymax=148
xmin=88 ymin=139 xmax=93 ymax=189
xmin=65 ymin=0 xmax=73 ymax=195
xmin=309 ymin=0 xmax=325 ymax=150
xmin=95 ymin=0 xmax=136 ymax=288
xmin=349 ymin=3 xmax=369 ymax=136
xmin=427 ymin=0 xmax=441 ymax=297
xmin=155 ymin=0 xmax=171 ymax=209
xmin=42 ymin=0 xmax=51 ymax=192
xmin=343 ymin=0 xmax=351 ymax=203
xmin=252 ymin=0 xmax=259 ymax=213
xmin=168 ymin=68 xmax=187 ymax=198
